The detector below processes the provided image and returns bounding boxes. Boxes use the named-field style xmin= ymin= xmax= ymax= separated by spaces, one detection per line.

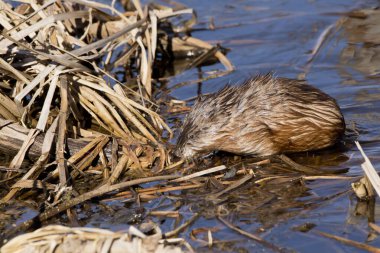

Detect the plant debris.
xmin=0 ymin=0 xmax=232 ymax=202
xmin=2 ymin=225 xmax=191 ymax=253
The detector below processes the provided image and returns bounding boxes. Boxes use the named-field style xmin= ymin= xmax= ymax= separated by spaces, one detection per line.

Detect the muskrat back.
xmin=175 ymin=74 xmax=345 ymax=159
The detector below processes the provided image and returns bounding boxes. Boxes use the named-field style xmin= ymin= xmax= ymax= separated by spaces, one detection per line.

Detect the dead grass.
xmin=0 ymin=0 xmax=233 ymax=249
xmin=0 ymin=0 xmax=233 ymax=200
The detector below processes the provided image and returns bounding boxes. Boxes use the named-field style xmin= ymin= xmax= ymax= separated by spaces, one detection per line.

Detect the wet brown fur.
xmin=175 ymin=74 xmax=345 ymax=158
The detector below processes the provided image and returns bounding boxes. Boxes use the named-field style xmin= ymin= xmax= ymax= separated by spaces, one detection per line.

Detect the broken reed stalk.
xmin=316 ymin=231 xmax=380 ymax=253
xmin=104 ymin=183 xmax=201 ymax=202
xmin=109 ymin=152 xmax=130 ymax=184
xmin=69 ymin=136 xmax=110 ymax=179
xmin=57 ymin=75 xmax=68 ymax=186
xmin=170 ymin=165 xmax=227 ymax=183
xmin=164 ymin=213 xmax=200 ymax=238
xmin=354 ymin=141 xmax=380 ymax=198
xmin=210 ymin=174 xmax=254 ymax=199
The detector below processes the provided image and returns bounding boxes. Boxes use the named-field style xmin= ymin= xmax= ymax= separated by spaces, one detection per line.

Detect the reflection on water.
xmin=340 ymin=8 xmax=380 ymax=76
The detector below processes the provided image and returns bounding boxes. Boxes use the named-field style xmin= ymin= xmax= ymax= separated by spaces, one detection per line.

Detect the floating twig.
xmin=218 ymin=216 xmax=286 ymax=253
xmin=165 ymin=213 xmax=200 ymax=238
xmin=317 ymin=230 xmax=380 ymax=253
xmin=171 ymin=165 xmax=227 ymax=183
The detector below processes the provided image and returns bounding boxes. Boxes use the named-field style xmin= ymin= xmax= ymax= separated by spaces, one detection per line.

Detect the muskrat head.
xmin=175 ymin=95 xmax=224 ymax=159
xmin=174 ymin=119 xmax=201 ymax=159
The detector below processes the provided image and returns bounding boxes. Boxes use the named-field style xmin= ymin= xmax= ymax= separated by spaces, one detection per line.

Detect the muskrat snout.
xmin=175 ymin=74 xmax=345 ymax=159
xmin=174 ymin=146 xmax=195 ymax=159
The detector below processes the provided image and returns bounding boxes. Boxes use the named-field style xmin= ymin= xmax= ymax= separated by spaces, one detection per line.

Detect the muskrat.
xmin=175 ymin=74 xmax=345 ymax=159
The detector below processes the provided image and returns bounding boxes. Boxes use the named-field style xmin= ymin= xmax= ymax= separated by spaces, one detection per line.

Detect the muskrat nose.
xmin=174 ymin=146 xmax=194 ymax=160
xmin=173 ymin=147 xmax=183 ymax=158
